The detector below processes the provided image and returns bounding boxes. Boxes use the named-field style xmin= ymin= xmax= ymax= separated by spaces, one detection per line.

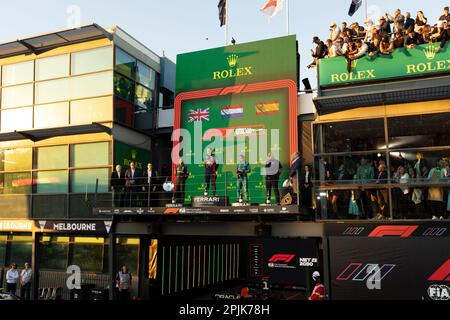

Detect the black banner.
xmin=329 ymin=237 xmax=450 ymax=300
xmin=247 ymin=238 xmax=320 ymax=287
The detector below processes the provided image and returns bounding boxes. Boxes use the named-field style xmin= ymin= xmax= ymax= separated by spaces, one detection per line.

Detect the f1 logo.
xmin=428 ymin=259 xmax=450 ymax=282
xmin=268 ymin=254 xmax=295 ymax=263
xmin=368 ymin=225 xmax=418 ymax=237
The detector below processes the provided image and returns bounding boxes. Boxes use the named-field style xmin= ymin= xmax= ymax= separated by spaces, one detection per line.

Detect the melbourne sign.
xmin=35 ymin=220 xmax=113 ymax=234
xmin=319 ymin=42 xmax=450 ymax=87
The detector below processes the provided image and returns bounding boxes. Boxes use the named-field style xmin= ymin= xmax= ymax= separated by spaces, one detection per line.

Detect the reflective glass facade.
xmin=0 ymin=46 xmax=114 ymax=132
xmin=312 ymin=111 xmax=450 ymax=220
xmin=114 ymin=47 xmax=156 ymax=128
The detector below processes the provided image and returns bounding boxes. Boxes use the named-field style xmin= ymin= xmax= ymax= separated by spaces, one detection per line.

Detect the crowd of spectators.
xmin=309 ymin=6 xmax=450 ymax=72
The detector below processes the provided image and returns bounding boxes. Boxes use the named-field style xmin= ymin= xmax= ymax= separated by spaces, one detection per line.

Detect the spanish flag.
xmin=256 ymin=101 xmax=280 ymax=115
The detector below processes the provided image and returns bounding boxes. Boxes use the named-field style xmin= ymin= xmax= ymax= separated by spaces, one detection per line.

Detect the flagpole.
xmin=364 ymin=0 xmax=368 ymax=21
xmin=225 ymin=0 xmax=229 ymax=45
xmin=286 ymin=0 xmax=290 ymax=35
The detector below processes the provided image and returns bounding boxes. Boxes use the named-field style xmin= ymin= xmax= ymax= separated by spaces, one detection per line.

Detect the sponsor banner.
xmin=329 ymin=237 xmax=450 ymax=300
xmin=192 ymin=196 xmax=228 ymax=207
xmin=35 ymin=220 xmax=113 ymax=234
xmin=247 ymin=238 xmax=320 ymax=286
xmin=325 ymin=222 xmax=450 ymax=237
xmin=0 ymin=220 xmax=33 ymax=232
xmin=319 ymin=42 xmax=450 ymax=87
xmin=94 ymin=205 xmax=301 ymax=215
xmin=175 ymin=35 xmax=298 ymax=204
xmin=114 ymin=141 xmax=151 ymax=171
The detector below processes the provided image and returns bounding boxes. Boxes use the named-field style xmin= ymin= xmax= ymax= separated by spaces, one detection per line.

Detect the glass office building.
xmin=0 ymin=24 xmax=175 ymax=299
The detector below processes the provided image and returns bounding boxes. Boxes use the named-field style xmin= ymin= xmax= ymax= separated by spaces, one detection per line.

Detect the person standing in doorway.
xmin=6 ymin=263 xmax=19 ymax=295
xmin=116 ymin=265 xmax=132 ymax=300
xmin=20 ymin=262 xmax=32 ymax=300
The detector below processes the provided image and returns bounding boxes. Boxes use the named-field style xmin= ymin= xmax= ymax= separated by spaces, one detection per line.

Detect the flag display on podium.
xmin=174 ymin=36 xmax=298 ymax=204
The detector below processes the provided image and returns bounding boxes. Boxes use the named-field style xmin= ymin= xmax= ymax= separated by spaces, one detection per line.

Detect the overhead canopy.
xmin=0 ymin=24 xmax=112 ymax=59
xmin=314 ymin=75 xmax=450 ymax=114
xmin=0 ymin=123 xmax=112 ymax=142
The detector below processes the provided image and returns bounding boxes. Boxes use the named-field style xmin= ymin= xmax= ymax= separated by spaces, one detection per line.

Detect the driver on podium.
xmin=204 ymin=148 xmax=218 ymax=196
xmin=236 ymin=154 xmax=251 ymax=203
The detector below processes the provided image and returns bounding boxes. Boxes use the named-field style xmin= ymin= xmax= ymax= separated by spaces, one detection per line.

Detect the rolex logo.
xmin=424 ymin=45 xmax=437 ymax=60
xmin=350 ymin=59 xmax=358 ymax=69
xmin=131 ymin=150 xmax=137 ymax=160
xmin=227 ymin=54 xmax=238 ymax=68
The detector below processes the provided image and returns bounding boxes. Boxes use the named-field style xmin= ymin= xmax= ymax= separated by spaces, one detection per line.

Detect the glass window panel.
xmin=11 ymin=235 xmax=32 ymax=241
xmin=70 ymin=71 xmax=113 ymax=100
xmin=114 ymin=73 xmax=134 ymax=102
xmin=135 ymin=85 xmax=153 ymax=112
xmin=388 ymin=113 xmax=450 ymax=149
xmin=2 ymin=61 xmax=34 ymax=86
xmin=8 ymin=242 xmax=32 ymax=266
xmin=0 ymin=172 xmax=32 ymax=194
xmin=313 ymin=153 xmax=388 ymax=184
xmin=314 ymin=187 xmax=391 ymax=220
xmin=71 ymin=142 xmax=109 ymax=167
xmin=115 ymin=98 xmax=134 ymax=126
xmin=35 ymin=54 xmax=69 ymax=81
xmin=34 ymin=102 xmax=69 ymax=128
xmin=1 ymin=84 xmax=33 ymax=108
xmin=70 ymin=96 xmax=113 ymax=125
xmin=35 ymin=170 xmax=68 ymax=193
xmin=71 ymin=46 xmax=113 ymax=75
xmin=0 ymin=148 xmax=32 ymax=171
xmin=1 ymin=107 xmax=33 ymax=132
xmin=32 ymin=194 xmax=66 ymax=218
xmin=0 ymin=241 xmax=6 ymax=267
xmin=115 ymin=47 xmax=136 ymax=79
xmin=40 ymin=242 xmax=68 ymax=270
xmin=36 ymin=145 xmax=68 ymax=170
xmin=389 ymin=149 xmax=450 ymax=180
xmin=70 ymin=168 xmax=109 ymax=193
xmin=71 ymin=243 xmax=103 ymax=273
xmin=136 ymin=61 xmax=153 ymax=88
xmin=35 ymin=78 xmax=69 ymax=105
xmin=74 ymin=237 xmax=104 ymax=244
xmin=314 ymin=119 xmax=386 ymax=153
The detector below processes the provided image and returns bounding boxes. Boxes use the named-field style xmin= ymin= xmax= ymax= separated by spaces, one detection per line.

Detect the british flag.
xmin=188 ymin=108 xmax=210 ymax=122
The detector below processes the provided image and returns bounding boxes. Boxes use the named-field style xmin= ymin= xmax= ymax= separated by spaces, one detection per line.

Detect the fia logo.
xmin=428 ymin=284 xmax=450 ymax=301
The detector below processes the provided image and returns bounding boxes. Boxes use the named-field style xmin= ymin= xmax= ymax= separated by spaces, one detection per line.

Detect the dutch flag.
xmin=221 ymin=105 xmax=244 ymax=119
